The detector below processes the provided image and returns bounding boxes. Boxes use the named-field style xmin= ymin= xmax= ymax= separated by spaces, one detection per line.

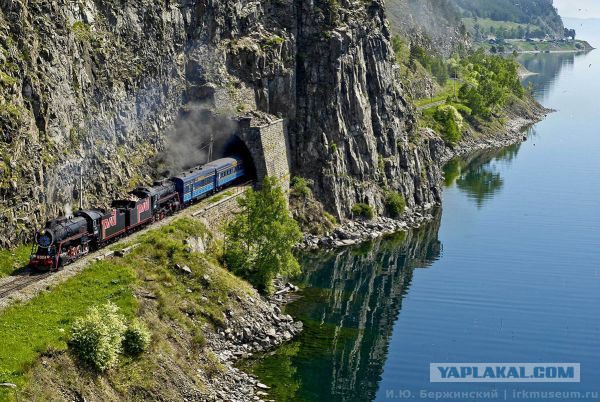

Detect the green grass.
xmin=0 ymin=245 xmax=31 ymax=278
xmin=0 ymin=216 xmax=256 ymax=400
xmin=0 ymin=260 xmax=136 ymax=394
xmin=206 ymin=190 xmax=234 ymax=205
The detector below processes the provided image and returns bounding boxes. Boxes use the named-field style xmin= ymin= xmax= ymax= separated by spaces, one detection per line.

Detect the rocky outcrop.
xmin=300 ymin=208 xmax=438 ymax=250
xmin=290 ymin=0 xmax=444 ymax=220
xmin=0 ymin=0 xmax=445 ymax=245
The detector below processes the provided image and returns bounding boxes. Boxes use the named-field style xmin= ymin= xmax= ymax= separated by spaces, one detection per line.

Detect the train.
xmin=29 ymin=156 xmax=246 ymax=270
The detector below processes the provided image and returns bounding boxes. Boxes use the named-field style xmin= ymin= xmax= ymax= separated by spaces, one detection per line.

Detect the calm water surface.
xmin=243 ymin=33 xmax=600 ymax=401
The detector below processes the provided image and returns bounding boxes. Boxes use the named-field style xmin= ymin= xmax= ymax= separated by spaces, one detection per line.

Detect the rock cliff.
xmin=0 ymin=0 xmax=444 ymax=245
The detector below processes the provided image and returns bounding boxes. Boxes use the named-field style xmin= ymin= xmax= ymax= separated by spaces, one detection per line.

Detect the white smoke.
xmin=162 ymin=107 xmax=238 ymax=175
xmin=63 ymin=203 xmax=73 ymax=218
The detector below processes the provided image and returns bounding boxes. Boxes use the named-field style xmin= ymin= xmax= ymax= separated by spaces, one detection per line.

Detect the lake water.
xmin=242 ymin=33 xmax=600 ymax=401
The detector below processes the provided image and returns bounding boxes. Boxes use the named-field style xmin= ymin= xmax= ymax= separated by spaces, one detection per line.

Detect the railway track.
xmin=0 ymin=182 xmax=253 ymax=307
xmin=0 ymin=272 xmax=52 ymax=299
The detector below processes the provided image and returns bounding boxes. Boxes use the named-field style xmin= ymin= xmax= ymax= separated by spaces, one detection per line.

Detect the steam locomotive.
xmin=30 ymin=157 xmax=246 ymax=270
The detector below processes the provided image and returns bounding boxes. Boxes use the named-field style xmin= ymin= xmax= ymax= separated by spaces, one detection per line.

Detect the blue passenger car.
xmin=171 ymin=166 xmax=216 ymax=204
xmin=206 ymin=157 xmax=245 ymax=189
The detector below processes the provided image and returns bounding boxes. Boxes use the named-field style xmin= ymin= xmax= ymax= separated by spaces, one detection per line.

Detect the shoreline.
xmin=299 ymin=98 xmax=551 ymax=251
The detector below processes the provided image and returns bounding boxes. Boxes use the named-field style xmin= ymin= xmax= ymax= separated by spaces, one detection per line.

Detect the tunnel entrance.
xmin=214 ymin=134 xmax=257 ymax=181
xmin=155 ymin=108 xmax=258 ymax=181
xmin=156 ymin=108 xmax=289 ymax=189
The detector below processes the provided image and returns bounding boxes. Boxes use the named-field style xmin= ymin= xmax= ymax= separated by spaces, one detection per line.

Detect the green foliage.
xmin=351 ymin=203 xmax=375 ymax=220
xmin=321 ymin=0 xmax=340 ymax=27
xmin=224 ymin=177 xmax=302 ymax=294
xmin=122 ymin=320 xmax=151 ymax=356
xmin=377 ymin=155 xmax=385 ymax=173
xmin=0 ymin=214 xmax=255 ymax=395
xmin=71 ymin=21 xmax=93 ymax=42
xmin=192 ymin=328 xmax=207 ymax=350
xmin=464 ymin=17 xmax=534 ymax=40
xmin=455 ymin=0 xmax=564 ymax=38
xmin=458 ymin=49 xmax=524 ymax=119
xmin=262 ymin=35 xmax=285 ymax=49
xmin=291 ymin=176 xmax=311 ymax=198
xmin=409 ymin=44 xmax=449 ymax=85
xmin=384 ymin=192 xmax=406 ymax=218
xmin=323 ymin=211 xmax=337 ymax=226
xmin=391 ymin=36 xmax=410 ymax=65
xmin=0 ymin=260 xmax=135 ymax=388
xmin=434 ymin=105 xmax=464 ymax=146
xmin=69 ymin=302 xmax=128 ymax=371
xmin=0 ymin=71 xmax=17 ymax=87
xmin=0 ymin=102 xmax=23 ymax=122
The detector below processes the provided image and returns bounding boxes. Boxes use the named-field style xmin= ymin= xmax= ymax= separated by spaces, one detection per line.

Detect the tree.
xmin=564 ymin=28 xmax=576 ymax=40
xmin=435 ymin=105 xmax=464 ymax=146
xmin=224 ymin=177 xmax=302 ymax=294
xmin=458 ymin=49 xmax=524 ymax=119
xmin=409 ymin=43 xmax=428 ymax=70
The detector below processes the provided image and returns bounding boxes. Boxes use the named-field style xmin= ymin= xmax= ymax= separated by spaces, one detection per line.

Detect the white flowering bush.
xmin=70 ymin=302 xmax=127 ymax=371
xmin=122 ymin=320 xmax=151 ymax=356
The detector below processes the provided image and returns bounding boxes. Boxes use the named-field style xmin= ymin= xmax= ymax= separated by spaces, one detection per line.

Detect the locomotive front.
xmin=30 ymin=228 xmax=57 ymax=269
xmin=30 ymin=216 xmax=90 ymax=271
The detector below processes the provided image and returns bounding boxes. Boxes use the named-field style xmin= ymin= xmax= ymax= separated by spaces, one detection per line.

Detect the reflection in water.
xmin=443 ymin=142 xmax=522 ymax=207
xmin=518 ymin=52 xmax=587 ymax=99
xmin=241 ymin=49 xmax=600 ymax=401
xmin=241 ymin=214 xmax=442 ymax=401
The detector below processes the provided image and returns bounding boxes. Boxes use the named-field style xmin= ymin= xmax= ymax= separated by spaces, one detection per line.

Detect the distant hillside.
xmin=386 ymin=0 xmax=469 ymax=55
xmin=452 ymin=0 xmax=565 ymax=39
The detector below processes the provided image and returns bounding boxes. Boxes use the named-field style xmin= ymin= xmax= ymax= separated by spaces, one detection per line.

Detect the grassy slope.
xmin=0 ymin=260 xmax=137 ymax=390
xmin=0 ymin=245 xmax=30 ymax=278
xmin=0 ymin=216 xmax=254 ymax=400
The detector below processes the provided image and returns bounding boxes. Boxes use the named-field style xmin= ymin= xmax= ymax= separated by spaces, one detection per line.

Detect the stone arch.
xmin=230 ymin=116 xmax=291 ymax=191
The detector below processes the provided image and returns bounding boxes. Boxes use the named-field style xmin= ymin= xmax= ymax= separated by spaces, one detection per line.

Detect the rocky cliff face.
xmin=289 ymin=0 xmax=442 ymax=220
xmin=0 ymin=0 xmax=442 ymax=245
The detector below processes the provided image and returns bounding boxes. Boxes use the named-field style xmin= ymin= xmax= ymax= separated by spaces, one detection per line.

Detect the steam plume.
xmin=162 ymin=107 xmax=238 ymax=175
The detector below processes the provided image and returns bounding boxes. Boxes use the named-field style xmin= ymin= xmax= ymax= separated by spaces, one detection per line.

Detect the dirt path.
xmin=417 ymin=99 xmax=446 ymax=111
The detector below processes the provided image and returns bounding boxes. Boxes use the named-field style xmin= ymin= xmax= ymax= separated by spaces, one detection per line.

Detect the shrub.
xmin=263 ymin=35 xmax=285 ymax=48
xmin=192 ymin=328 xmax=207 ymax=350
xmin=434 ymin=105 xmax=464 ymax=146
xmin=290 ymin=176 xmax=311 ymax=198
xmin=323 ymin=211 xmax=338 ymax=226
xmin=72 ymin=21 xmax=92 ymax=42
xmin=122 ymin=320 xmax=151 ymax=356
xmin=351 ymin=203 xmax=374 ymax=220
xmin=384 ymin=192 xmax=406 ymax=218
xmin=69 ymin=302 xmax=127 ymax=371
